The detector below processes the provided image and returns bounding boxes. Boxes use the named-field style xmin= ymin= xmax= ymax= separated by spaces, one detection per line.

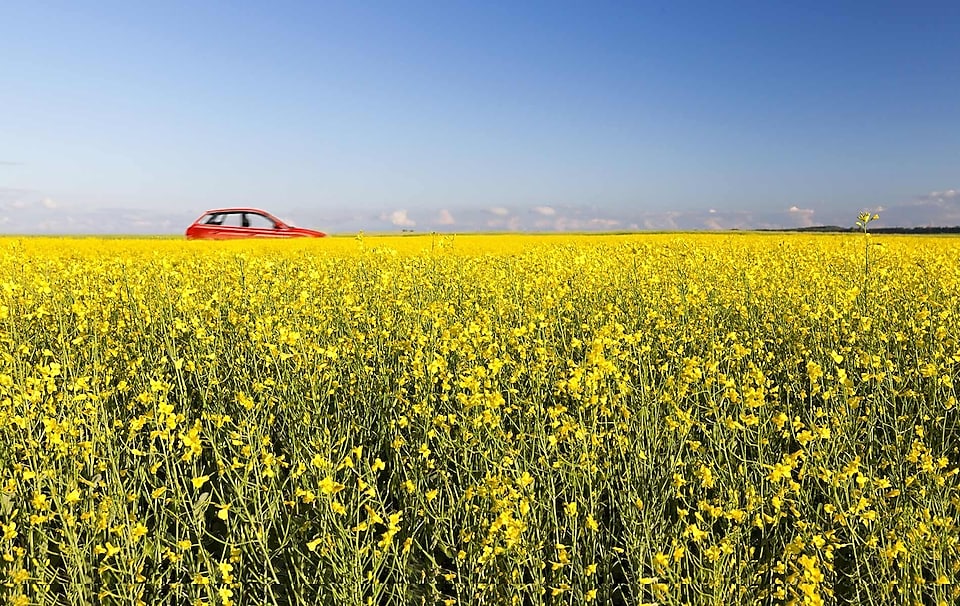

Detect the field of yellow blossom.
xmin=0 ymin=232 xmax=958 ymax=605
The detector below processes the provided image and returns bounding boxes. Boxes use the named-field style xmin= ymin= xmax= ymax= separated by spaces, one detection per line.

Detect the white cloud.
xmin=436 ymin=209 xmax=455 ymax=225
xmin=642 ymin=213 xmax=680 ymax=231
xmin=910 ymin=189 xmax=960 ymax=207
xmin=532 ymin=205 xmax=556 ymax=216
xmin=870 ymin=187 xmax=960 ymax=227
xmin=487 ymin=206 xmax=510 ymax=216
xmin=589 ymin=218 xmax=620 ymax=228
xmin=0 ymin=189 xmax=57 ymax=214
xmin=485 ymin=215 xmax=522 ymax=230
xmin=383 ymin=209 xmax=415 ymax=227
xmin=786 ymin=206 xmax=815 ymax=227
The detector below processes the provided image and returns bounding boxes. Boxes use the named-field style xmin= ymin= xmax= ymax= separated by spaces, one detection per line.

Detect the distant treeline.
xmin=759 ymin=225 xmax=960 ymax=235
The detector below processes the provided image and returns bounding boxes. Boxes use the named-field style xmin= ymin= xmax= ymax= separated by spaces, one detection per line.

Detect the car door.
xmin=243 ymin=211 xmax=289 ymax=238
xmin=189 ymin=212 xmax=233 ymax=239
xmin=208 ymin=212 xmax=257 ymax=239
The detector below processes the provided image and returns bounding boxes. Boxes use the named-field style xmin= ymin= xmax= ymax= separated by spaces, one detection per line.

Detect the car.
xmin=185 ymin=208 xmax=327 ymax=240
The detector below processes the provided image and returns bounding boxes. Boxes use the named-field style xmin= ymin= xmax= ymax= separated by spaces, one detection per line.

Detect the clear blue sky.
xmin=1 ymin=1 xmax=958 ymax=233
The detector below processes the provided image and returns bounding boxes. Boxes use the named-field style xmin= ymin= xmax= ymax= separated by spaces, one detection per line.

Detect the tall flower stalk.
xmin=856 ymin=211 xmax=880 ymax=275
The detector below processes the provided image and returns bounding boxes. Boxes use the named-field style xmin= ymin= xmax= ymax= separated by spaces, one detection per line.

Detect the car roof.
xmin=202 ymin=207 xmax=275 ymax=215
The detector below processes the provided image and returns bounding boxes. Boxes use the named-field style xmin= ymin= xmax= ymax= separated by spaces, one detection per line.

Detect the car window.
xmin=246 ymin=213 xmax=278 ymax=229
xmin=219 ymin=213 xmax=246 ymax=227
xmin=204 ymin=213 xmax=224 ymax=225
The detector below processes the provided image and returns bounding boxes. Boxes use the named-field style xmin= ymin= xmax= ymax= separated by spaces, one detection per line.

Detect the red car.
xmin=185 ymin=208 xmax=326 ymax=239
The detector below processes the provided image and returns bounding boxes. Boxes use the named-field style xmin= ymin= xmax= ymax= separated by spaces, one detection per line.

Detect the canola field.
xmin=0 ymin=233 xmax=958 ymax=606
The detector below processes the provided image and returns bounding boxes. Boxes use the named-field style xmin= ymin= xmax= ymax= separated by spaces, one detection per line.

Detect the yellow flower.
xmin=686 ymin=523 xmax=708 ymax=542
xmin=179 ymin=421 xmax=203 ymax=462
xmin=191 ymin=475 xmax=209 ymax=490
xmin=31 ymin=493 xmax=48 ymax=511
xmin=8 ymin=568 xmax=30 ymax=584
xmin=767 ymin=462 xmax=792 ymax=483
xmin=296 ymin=488 xmax=316 ymax=504
xmin=236 ymin=393 xmax=254 ymax=410
xmin=318 ymin=476 xmax=344 ymax=495
xmin=517 ymin=472 xmax=534 ymax=488
xmin=696 ymin=464 xmax=715 ymax=488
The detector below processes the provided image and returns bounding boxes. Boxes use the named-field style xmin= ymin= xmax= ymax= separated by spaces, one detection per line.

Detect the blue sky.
xmin=1 ymin=1 xmax=958 ymax=233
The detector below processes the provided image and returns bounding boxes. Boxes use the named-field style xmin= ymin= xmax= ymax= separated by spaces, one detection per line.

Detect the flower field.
xmin=0 ymin=233 xmax=958 ymax=605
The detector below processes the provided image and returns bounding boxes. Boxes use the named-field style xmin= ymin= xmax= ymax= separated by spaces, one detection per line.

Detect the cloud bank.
xmin=2 ymin=187 xmax=958 ymax=234
xmin=0 ymin=188 xmax=195 ymax=234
